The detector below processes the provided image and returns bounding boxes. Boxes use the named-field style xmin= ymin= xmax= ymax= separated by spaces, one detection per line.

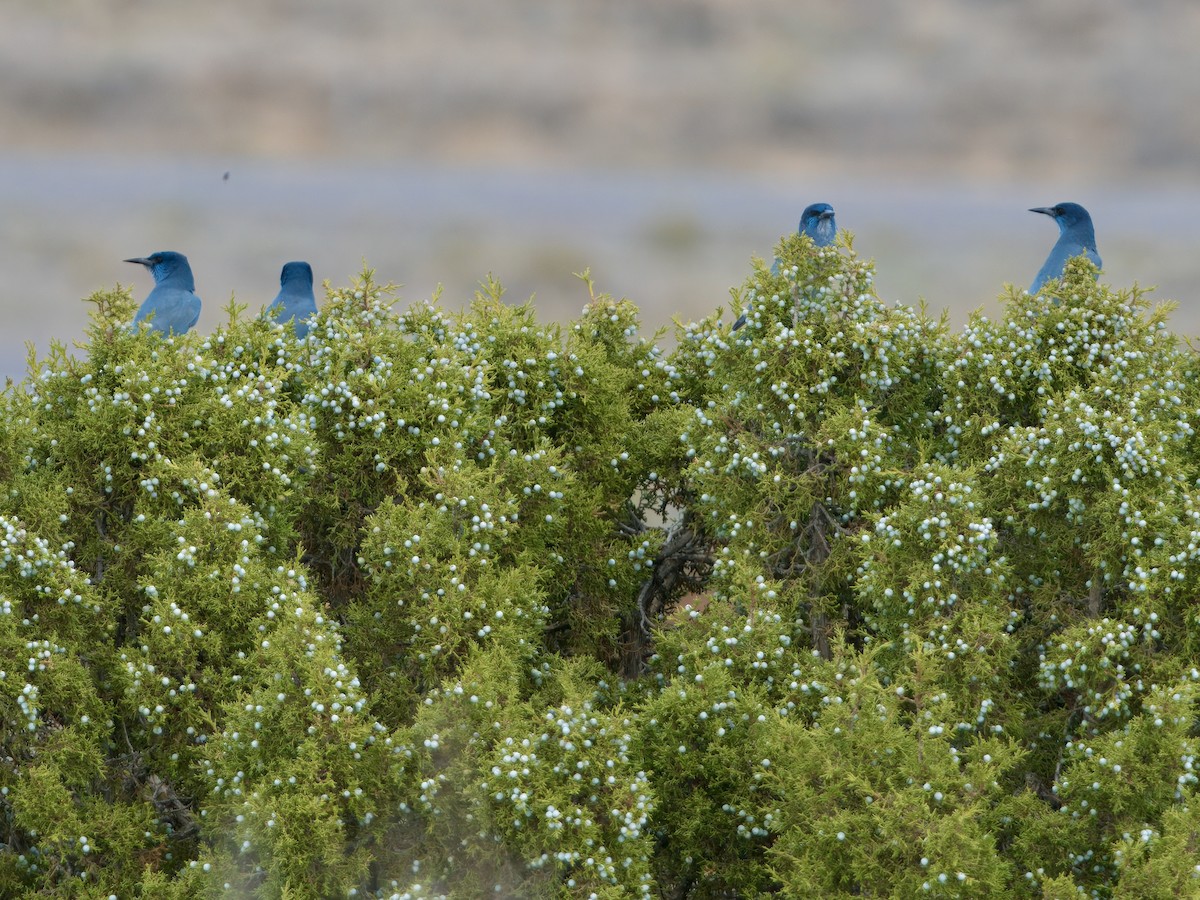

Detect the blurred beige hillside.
xmin=1 ymin=0 xmax=1199 ymax=376
xmin=4 ymin=0 xmax=1199 ymax=177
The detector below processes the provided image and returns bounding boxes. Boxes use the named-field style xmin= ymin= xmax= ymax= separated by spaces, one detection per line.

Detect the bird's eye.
xmin=1053 ymin=207 xmax=1064 ymax=216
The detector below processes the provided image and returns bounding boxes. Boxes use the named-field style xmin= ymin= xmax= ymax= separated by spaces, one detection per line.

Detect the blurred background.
xmin=3 ymin=0 xmax=1200 ymax=376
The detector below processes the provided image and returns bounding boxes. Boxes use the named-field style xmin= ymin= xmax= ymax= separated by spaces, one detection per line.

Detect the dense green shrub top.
xmin=1 ymin=241 xmax=1199 ymax=898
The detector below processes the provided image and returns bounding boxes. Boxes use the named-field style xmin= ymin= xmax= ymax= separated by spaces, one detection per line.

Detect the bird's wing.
xmin=1030 ymin=243 xmax=1073 ymax=294
xmin=1031 ymin=243 xmax=1101 ymax=294
xmin=184 ymin=295 xmax=201 ymax=331
xmin=138 ymin=288 xmax=201 ymax=334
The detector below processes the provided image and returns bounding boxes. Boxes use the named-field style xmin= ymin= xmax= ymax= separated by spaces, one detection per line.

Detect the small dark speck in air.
xmin=222 ymin=171 xmax=230 ymax=181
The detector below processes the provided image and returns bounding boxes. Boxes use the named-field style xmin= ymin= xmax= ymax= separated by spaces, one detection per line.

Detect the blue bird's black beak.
xmin=124 ymin=257 xmax=152 ymax=267
xmin=1028 ymin=207 xmax=1055 ymax=217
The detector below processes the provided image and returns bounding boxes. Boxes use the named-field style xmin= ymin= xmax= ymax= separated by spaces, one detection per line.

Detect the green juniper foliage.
xmin=2 ymin=235 xmax=1200 ymax=898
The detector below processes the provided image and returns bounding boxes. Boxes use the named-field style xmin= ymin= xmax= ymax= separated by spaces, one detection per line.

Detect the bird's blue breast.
xmin=806 ymin=218 xmax=836 ymax=247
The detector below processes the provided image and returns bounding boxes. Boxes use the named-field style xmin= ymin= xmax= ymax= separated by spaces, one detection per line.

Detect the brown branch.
xmin=621 ymin=514 xmax=713 ymax=677
xmin=1087 ymin=567 xmax=1103 ymax=618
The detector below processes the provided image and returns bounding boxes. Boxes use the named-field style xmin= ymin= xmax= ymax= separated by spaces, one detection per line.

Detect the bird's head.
xmin=798 ymin=202 xmax=836 ymax=247
xmin=800 ymin=203 xmax=835 ymax=227
xmin=1029 ymin=202 xmax=1093 ymax=235
xmin=280 ymin=261 xmax=314 ymax=289
xmin=125 ymin=251 xmax=193 ymax=287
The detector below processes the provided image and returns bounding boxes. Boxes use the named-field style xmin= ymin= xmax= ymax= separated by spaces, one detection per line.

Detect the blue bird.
xmin=1028 ymin=202 xmax=1101 ymax=295
xmin=798 ymin=202 xmax=837 ymax=248
xmin=736 ymin=203 xmax=837 ymax=330
xmin=125 ymin=251 xmax=201 ymax=335
xmin=269 ymin=261 xmax=317 ymax=338
xmin=771 ymin=202 xmax=837 ymax=277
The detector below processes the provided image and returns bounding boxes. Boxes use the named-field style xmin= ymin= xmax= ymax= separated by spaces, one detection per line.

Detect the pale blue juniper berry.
xmin=1028 ymin=202 xmax=1101 ymax=295
xmin=269 ymin=261 xmax=317 ymax=338
xmin=735 ymin=202 xmax=836 ymax=331
xmin=125 ymin=251 xmax=201 ymax=335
